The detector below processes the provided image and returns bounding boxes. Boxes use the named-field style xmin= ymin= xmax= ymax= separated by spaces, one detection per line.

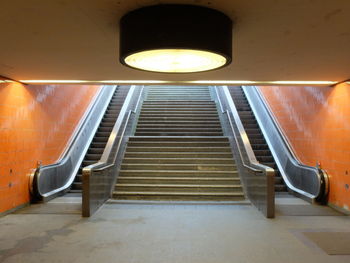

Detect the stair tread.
xmin=116 ymin=184 xmax=242 ymax=188
xmin=118 ymin=177 xmax=240 ymax=180
xmin=114 ymin=191 xmax=244 ymax=196
xmin=119 ymin=170 xmax=238 ymax=173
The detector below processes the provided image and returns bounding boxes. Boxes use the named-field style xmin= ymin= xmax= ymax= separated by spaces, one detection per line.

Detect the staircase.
xmin=70 ymin=86 xmax=130 ymax=192
xmin=113 ymin=86 xmax=245 ymax=201
xmin=228 ymin=86 xmax=287 ymax=192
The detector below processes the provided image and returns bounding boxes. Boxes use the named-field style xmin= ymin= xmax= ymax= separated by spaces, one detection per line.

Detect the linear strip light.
xmin=19 ymin=80 xmax=337 ymax=86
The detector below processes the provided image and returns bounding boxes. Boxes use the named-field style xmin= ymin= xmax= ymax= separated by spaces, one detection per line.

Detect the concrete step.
xmin=143 ymin=100 xmax=215 ymax=104
xmin=147 ymin=94 xmax=210 ymax=97
xmin=139 ymin=116 xmax=219 ymax=121
xmin=118 ymin=170 xmax=239 ymax=177
xmin=128 ymin=136 xmax=229 ymax=142
xmin=134 ymin=132 xmax=223 ymax=136
xmin=115 ymin=184 xmax=243 ymax=192
xmin=122 ymin=158 xmax=235 ymax=164
xmin=120 ymin=163 xmax=236 ymax=171
xmin=117 ymin=177 xmax=240 ymax=184
xmin=135 ymin=128 xmax=223 ymax=133
xmin=137 ymin=120 xmax=221 ymax=125
xmin=141 ymin=106 xmax=217 ymax=109
xmin=146 ymin=98 xmax=212 ymax=101
xmin=139 ymin=113 xmax=219 ymax=117
xmin=113 ymin=191 xmax=245 ymax=201
xmin=124 ymin=152 xmax=233 ymax=158
xmin=126 ymin=146 xmax=232 ymax=152
xmin=140 ymin=110 xmax=218 ymax=114
xmin=127 ymin=142 xmax=230 ymax=147
xmin=137 ymin=124 xmax=222 ymax=128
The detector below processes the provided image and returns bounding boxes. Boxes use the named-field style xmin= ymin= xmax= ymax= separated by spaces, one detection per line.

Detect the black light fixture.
xmin=119 ymin=4 xmax=232 ymax=73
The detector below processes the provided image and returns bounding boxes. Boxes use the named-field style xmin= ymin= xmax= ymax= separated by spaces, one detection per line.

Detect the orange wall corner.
xmin=0 ymin=82 xmax=103 ymax=214
xmin=258 ymin=84 xmax=350 ymax=212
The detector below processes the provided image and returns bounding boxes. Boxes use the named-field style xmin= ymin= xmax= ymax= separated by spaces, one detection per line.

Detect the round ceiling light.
xmin=119 ymin=5 xmax=232 ymax=73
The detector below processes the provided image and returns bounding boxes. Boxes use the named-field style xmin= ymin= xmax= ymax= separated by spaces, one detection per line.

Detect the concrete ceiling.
xmin=0 ymin=0 xmax=349 ymax=83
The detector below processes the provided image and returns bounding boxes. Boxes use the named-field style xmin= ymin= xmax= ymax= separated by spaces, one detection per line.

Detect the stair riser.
xmin=135 ymin=128 xmax=222 ymax=132
xmin=124 ymin=153 xmax=233 ymax=158
xmin=120 ymin=164 xmax=236 ymax=171
xmin=117 ymin=179 xmax=240 ymax=184
xmin=115 ymin=186 xmax=243 ymax=192
xmin=112 ymin=194 xmax=244 ymax=201
xmin=122 ymin=158 xmax=235 ymax=164
xmin=137 ymin=121 xmax=221 ymax=125
xmin=127 ymin=142 xmax=230 ymax=147
xmin=126 ymin=147 xmax=232 ymax=152
xmin=128 ymin=137 xmax=229 ymax=141
xmin=119 ymin=171 xmax=239 ymax=177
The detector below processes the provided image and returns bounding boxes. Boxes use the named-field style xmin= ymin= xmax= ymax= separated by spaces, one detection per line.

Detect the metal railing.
xmin=242 ymin=86 xmax=328 ymax=202
xmin=30 ymin=86 xmax=117 ymax=201
xmin=214 ymin=86 xmax=275 ymax=218
xmin=82 ymin=85 xmax=144 ymax=217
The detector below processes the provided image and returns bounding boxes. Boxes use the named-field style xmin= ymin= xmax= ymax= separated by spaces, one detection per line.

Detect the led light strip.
xmin=18 ymin=80 xmax=337 ymax=86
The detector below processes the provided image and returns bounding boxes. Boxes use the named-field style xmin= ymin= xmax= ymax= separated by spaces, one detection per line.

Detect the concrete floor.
xmin=0 ymin=195 xmax=349 ymax=263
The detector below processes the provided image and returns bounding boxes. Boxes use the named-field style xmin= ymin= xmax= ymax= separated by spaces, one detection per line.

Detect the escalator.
xmin=228 ymin=86 xmax=287 ymax=192
xmin=70 ymin=86 xmax=130 ymax=192
xmin=31 ymin=85 xmax=327 ymax=218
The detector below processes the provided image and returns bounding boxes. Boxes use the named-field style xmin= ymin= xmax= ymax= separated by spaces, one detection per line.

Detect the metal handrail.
xmin=215 ymin=87 xmax=273 ymax=173
xmin=30 ymin=85 xmax=117 ymax=201
xmin=214 ymin=86 xmax=275 ymax=218
xmin=83 ymin=86 xmax=143 ymax=172
xmin=99 ymin=86 xmax=143 ymax=163
xmin=82 ymin=85 xmax=144 ymax=217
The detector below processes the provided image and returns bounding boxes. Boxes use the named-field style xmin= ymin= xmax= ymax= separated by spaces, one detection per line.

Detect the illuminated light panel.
xmin=270 ymin=81 xmax=336 ymax=85
xmin=21 ymin=80 xmax=90 ymax=84
xmin=19 ymin=80 xmax=337 ymax=86
xmin=124 ymin=49 xmax=227 ymax=73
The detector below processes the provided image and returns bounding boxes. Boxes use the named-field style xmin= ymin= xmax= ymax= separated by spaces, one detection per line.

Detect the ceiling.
xmin=0 ymin=0 xmax=349 ymax=83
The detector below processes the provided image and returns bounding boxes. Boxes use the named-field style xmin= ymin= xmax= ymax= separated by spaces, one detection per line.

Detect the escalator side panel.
xmin=228 ymin=86 xmax=287 ymax=192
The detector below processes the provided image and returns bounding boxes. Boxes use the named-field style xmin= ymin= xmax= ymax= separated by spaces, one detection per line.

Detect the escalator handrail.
xmin=82 ymin=85 xmax=144 ymax=216
xmin=214 ymin=86 xmax=275 ymax=218
xmin=30 ymin=85 xmax=118 ymax=200
xmin=215 ymin=86 xmax=275 ymax=174
xmin=87 ymin=85 xmax=143 ymax=168
xmin=242 ymin=86 xmax=328 ymax=201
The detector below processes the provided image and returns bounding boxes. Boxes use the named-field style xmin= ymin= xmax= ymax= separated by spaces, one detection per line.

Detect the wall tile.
xmin=259 ymin=83 xmax=350 ymax=212
xmin=0 ymin=82 xmax=102 ymax=213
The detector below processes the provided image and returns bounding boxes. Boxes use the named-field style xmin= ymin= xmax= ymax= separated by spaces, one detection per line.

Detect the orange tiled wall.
xmin=0 ymin=82 xmax=102 ymax=214
xmin=259 ymin=84 xmax=350 ymax=212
